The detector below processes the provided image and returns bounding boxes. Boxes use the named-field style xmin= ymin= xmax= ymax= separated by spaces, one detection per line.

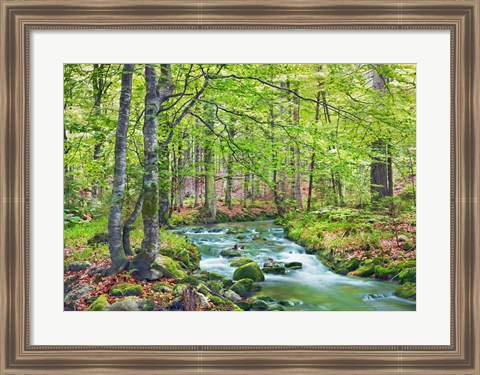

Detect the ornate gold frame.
xmin=1 ymin=1 xmax=478 ymax=373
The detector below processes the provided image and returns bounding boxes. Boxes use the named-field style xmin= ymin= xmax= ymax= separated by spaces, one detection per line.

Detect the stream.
xmin=173 ymin=221 xmax=416 ymax=311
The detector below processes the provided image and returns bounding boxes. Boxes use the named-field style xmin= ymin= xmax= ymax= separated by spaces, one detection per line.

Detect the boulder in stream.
xmin=233 ymin=262 xmax=265 ymax=282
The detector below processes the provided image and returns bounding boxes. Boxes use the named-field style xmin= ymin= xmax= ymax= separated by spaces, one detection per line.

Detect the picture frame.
xmin=1 ymin=0 xmax=478 ymax=373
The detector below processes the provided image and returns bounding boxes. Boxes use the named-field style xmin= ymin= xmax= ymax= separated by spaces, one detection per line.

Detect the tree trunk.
xmin=203 ymin=132 xmax=217 ymax=222
xmin=91 ymin=64 xmax=105 ymax=205
xmin=107 ymin=63 xmax=134 ymax=273
xmin=307 ymin=92 xmax=321 ymax=211
xmin=370 ymin=138 xmax=388 ymax=200
xmin=194 ymin=144 xmax=200 ymax=207
xmin=387 ymin=144 xmax=394 ymax=197
xmin=133 ymin=64 xmax=173 ymax=279
xmin=158 ymin=146 xmax=170 ymax=227
xmin=225 ymin=152 xmax=233 ymax=210
xmin=123 ymin=191 xmax=143 ymax=256
xmin=370 ymin=67 xmax=389 ymax=201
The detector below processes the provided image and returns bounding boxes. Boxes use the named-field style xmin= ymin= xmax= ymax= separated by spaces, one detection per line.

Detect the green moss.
xmin=375 ymin=265 xmax=397 ymax=279
xmin=353 ymin=264 xmax=375 ymax=277
xmin=344 ymin=257 xmax=360 ymax=271
xmin=233 ymin=262 xmax=265 ymax=282
xmin=109 ymin=283 xmax=143 ymax=297
xmin=151 ymin=282 xmax=172 ymax=293
xmin=151 ymin=255 xmax=186 ymax=279
xmin=87 ymin=295 xmax=108 ymax=311
xmin=398 ymin=267 xmax=416 ymax=284
xmin=230 ymin=257 xmax=256 ymax=267
xmin=159 ymin=231 xmax=201 ymax=271
xmin=219 ymin=249 xmax=242 ymax=257
xmin=268 ymin=304 xmax=285 ymax=311
xmin=176 ymin=276 xmax=200 ymax=286
xmin=209 ymin=295 xmax=242 ymax=311
xmin=230 ymin=278 xmax=254 ymax=297
xmin=395 ymin=282 xmax=416 ymax=300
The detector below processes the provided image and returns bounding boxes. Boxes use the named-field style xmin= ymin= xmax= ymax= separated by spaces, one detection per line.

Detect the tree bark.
xmin=123 ymin=191 xmax=143 ymax=256
xmin=194 ymin=144 xmax=201 ymax=207
xmin=133 ymin=64 xmax=174 ymax=279
xmin=158 ymin=146 xmax=170 ymax=226
xmin=107 ymin=63 xmax=134 ymax=273
xmin=203 ymin=123 xmax=217 ymax=222
xmin=370 ymin=66 xmax=389 ymax=201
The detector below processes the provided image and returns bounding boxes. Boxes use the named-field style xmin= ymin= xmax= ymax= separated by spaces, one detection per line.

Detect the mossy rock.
xmin=236 ymin=301 xmax=251 ymax=310
xmin=353 ymin=264 xmax=375 ymax=277
xmin=195 ymin=271 xmax=233 ymax=288
xmin=268 ymin=304 xmax=285 ymax=311
xmin=176 ymin=276 xmax=200 ymax=286
xmin=375 ymin=265 xmax=397 ymax=279
xmin=285 ymin=262 xmax=303 ymax=269
xmin=224 ymin=289 xmax=242 ymax=303
xmin=107 ymin=298 xmax=155 ymax=311
xmin=151 ymin=282 xmax=173 ymax=293
xmin=230 ymin=257 xmax=256 ymax=267
xmin=109 ymin=282 xmax=143 ymax=297
xmin=250 ymin=299 xmax=269 ymax=311
xmin=209 ymin=295 xmax=242 ymax=311
xmin=398 ymin=267 xmax=416 ymax=284
xmin=402 ymin=241 xmax=416 ymax=251
xmin=66 ymin=261 xmax=91 ymax=272
xmin=87 ymin=295 xmax=109 ymax=311
xmin=64 ymin=275 xmax=78 ymax=293
xmin=372 ymin=257 xmax=389 ymax=266
xmin=336 ymin=267 xmax=348 ymax=275
xmin=233 ymin=262 xmax=265 ymax=282
xmin=262 ymin=266 xmax=286 ymax=275
xmin=236 ymin=235 xmax=247 ymax=240
xmin=344 ymin=258 xmax=360 ymax=272
xmin=251 ymin=283 xmax=262 ymax=292
xmin=151 ymin=255 xmax=186 ymax=279
xmin=64 ymin=284 xmax=95 ymax=310
xmin=159 ymin=243 xmax=201 ymax=271
xmin=395 ymin=283 xmax=416 ymax=300
xmin=206 ymin=280 xmax=224 ymax=293
xmin=230 ymin=278 xmax=254 ymax=297
xmin=219 ymin=249 xmax=242 ymax=258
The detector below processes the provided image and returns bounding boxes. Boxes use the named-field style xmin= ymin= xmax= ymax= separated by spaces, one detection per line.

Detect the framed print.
xmin=1 ymin=0 xmax=479 ymax=374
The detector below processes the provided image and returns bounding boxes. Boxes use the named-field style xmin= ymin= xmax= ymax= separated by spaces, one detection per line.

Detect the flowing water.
xmin=173 ymin=221 xmax=416 ymax=311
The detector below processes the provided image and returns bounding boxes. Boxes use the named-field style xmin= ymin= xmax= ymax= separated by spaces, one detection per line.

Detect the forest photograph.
xmin=64 ymin=63 xmax=416 ymax=312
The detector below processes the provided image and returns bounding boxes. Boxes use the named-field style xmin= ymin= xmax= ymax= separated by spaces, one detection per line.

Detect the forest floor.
xmin=64 ymin=198 xmax=416 ymax=311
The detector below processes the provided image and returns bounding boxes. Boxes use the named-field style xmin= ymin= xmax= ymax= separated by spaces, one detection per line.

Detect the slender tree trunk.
xmin=91 ymin=64 xmax=105 ymax=205
xmin=133 ymin=64 xmax=173 ymax=279
xmin=194 ymin=144 xmax=200 ymax=207
xmin=307 ymin=91 xmax=321 ymax=211
xmin=387 ymin=144 xmax=394 ymax=197
xmin=123 ymin=191 xmax=143 ymax=256
xmin=225 ymin=152 xmax=233 ymax=209
xmin=370 ymin=66 xmax=389 ymax=201
xmin=370 ymin=138 xmax=388 ymax=199
xmin=107 ymin=63 xmax=134 ymax=273
xmin=203 ymin=130 xmax=217 ymax=222
xmin=158 ymin=146 xmax=170 ymax=226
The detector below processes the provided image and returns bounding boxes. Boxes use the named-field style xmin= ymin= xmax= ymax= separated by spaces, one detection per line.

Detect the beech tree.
xmin=107 ymin=63 xmax=134 ymax=273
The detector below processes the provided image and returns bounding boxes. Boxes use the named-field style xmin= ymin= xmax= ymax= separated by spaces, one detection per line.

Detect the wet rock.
xmin=219 ymin=249 xmax=242 ymax=258
xmin=233 ymin=262 xmax=265 ymax=282
xmin=230 ymin=278 xmax=254 ymax=297
xmin=284 ymin=262 xmax=303 ymax=270
xmin=250 ymin=299 xmax=269 ymax=311
xmin=230 ymin=257 xmax=256 ymax=267
xmin=268 ymin=304 xmax=285 ymax=311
